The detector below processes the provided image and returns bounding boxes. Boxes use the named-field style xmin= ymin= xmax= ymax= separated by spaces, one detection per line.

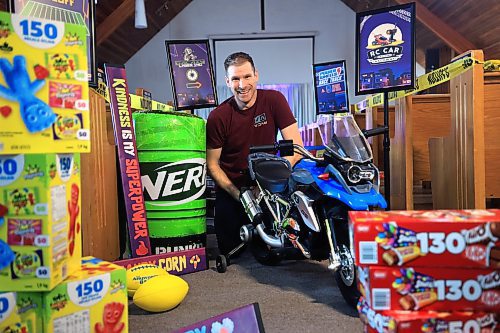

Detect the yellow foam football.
xmin=133 ymin=274 xmax=189 ymax=312
xmin=126 ymin=263 xmax=168 ymax=297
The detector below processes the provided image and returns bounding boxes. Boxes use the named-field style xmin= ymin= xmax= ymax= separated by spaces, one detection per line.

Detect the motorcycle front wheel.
xmin=326 ymin=205 xmax=360 ymax=308
xmin=250 ymin=236 xmax=281 ymax=266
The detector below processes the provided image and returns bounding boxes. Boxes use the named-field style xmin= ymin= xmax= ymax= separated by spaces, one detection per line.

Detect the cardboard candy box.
xmin=0 ymin=153 xmax=81 ymax=291
xmin=0 ymin=292 xmax=43 ymax=332
xmin=358 ymin=265 xmax=500 ymax=312
xmin=358 ymin=297 xmax=499 ymax=333
xmin=0 ymin=11 xmax=90 ymax=154
xmin=42 ymin=257 xmax=128 ymax=333
xmin=349 ymin=210 xmax=500 ymax=269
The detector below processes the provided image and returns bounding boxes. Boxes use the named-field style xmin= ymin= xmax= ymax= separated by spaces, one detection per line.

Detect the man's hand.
xmin=281 ymin=122 xmax=304 ymax=166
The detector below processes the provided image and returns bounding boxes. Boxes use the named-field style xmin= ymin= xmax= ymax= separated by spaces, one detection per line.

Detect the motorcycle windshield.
xmin=318 ymin=114 xmax=373 ymax=163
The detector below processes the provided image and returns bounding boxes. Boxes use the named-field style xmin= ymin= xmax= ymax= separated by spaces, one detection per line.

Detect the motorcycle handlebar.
xmin=362 ymin=126 xmax=388 ymax=138
xmin=250 ymin=141 xmax=323 ymax=162
xmin=249 ymin=143 xmax=278 ymax=154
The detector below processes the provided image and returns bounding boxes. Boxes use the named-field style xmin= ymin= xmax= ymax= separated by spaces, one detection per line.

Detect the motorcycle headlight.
xmin=347 ymin=165 xmax=375 ymax=184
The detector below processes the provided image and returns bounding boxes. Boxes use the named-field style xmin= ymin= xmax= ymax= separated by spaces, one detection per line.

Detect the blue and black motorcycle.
xmin=216 ymin=113 xmax=387 ymax=308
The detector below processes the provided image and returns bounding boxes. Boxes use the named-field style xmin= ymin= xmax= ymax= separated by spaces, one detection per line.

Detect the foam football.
xmin=133 ymin=274 xmax=189 ymax=312
xmin=126 ymin=263 xmax=168 ymax=297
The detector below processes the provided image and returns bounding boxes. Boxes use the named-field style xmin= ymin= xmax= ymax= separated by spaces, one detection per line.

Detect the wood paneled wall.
xmin=81 ymin=90 xmax=120 ymax=261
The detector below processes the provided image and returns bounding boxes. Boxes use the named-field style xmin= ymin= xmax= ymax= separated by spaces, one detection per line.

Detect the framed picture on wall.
xmin=9 ymin=0 xmax=97 ymax=87
xmin=312 ymin=60 xmax=350 ymax=114
xmin=355 ymin=2 xmax=415 ymax=95
xmin=165 ymin=39 xmax=218 ymax=111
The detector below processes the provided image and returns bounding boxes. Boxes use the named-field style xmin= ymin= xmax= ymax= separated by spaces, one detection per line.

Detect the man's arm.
xmin=281 ymin=122 xmax=304 ymax=167
xmin=207 ymin=147 xmax=240 ymax=201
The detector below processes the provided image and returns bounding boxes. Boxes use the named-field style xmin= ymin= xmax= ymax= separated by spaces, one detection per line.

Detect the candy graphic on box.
xmin=358 ymin=297 xmax=499 ymax=333
xmin=42 ymin=257 xmax=128 ymax=333
xmin=0 ymin=12 xmax=90 ymax=153
xmin=358 ymin=265 xmax=500 ymax=312
xmin=49 ymin=81 xmax=83 ymax=110
xmin=0 ymin=154 xmax=81 ymax=291
xmin=0 ymin=292 xmax=43 ymax=332
xmin=350 ymin=209 xmax=500 ymax=268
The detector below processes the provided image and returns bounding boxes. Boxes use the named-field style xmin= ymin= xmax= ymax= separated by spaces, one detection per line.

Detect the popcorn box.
xmin=349 ymin=210 xmax=500 ymax=269
xmin=42 ymin=257 xmax=128 ymax=333
xmin=0 ymin=11 xmax=90 ymax=154
xmin=358 ymin=297 xmax=499 ymax=333
xmin=0 ymin=291 xmax=43 ymax=332
xmin=0 ymin=153 xmax=81 ymax=291
xmin=358 ymin=266 xmax=500 ymax=312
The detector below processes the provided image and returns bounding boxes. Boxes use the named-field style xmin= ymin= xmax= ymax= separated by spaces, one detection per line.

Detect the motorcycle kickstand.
xmin=216 ymin=241 xmax=246 ymax=273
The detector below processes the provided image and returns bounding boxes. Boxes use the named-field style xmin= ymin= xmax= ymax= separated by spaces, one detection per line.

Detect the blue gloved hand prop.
xmin=0 ymin=55 xmax=55 ymax=133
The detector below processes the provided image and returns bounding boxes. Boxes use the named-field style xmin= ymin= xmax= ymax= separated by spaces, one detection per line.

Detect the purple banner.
xmin=172 ymin=303 xmax=265 ymax=333
xmin=12 ymin=0 xmax=96 ymax=85
xmin=114 ymin=247 xmax=207 ymax=275
xmin=104 ymin=65 xmax=151 ymax=258
xmin=166 ymin=40 xmax=217 ymax=110
xmin=356 ymin=3 xmax=415 ymax=95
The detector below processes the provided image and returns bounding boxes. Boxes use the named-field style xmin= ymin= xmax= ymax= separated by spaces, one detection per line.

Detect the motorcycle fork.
xmin=322 ymin=209 xmax=341 ymax=271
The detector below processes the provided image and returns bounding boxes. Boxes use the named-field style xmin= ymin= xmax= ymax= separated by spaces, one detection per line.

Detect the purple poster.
xmin=104 ymin=64 xmax=152 ymax=258
xmin=166 ymin=40 xmax=218 ymax=110
xmin=10 ymin=0 xmax=96 ymax=86
xmin=172 ymin=303 xmax=265 ymax=333
xmin=355 ymin=3 xmax=415 ymax=95
xmin=313 ymin=60 xmax=349 ymax=114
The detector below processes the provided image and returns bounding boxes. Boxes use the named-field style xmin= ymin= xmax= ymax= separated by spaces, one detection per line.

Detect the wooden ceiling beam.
xmin=96 ymin=0 xmax=135 ymax=46
xmin=394 ymin=0 xmax=477 ymax=53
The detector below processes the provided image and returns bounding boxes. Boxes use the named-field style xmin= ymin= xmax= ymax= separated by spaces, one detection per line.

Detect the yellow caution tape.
xmin=354 ymin=56 xmax=483 ymax=112
xmin=91 ymin=86 xmax=174 ymax=112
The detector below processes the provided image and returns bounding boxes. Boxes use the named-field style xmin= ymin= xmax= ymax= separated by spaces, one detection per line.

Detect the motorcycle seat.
xmin=253 ymin=159 xmax=292 ymax=193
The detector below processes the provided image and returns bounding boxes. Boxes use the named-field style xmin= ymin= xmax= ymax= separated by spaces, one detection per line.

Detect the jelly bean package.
xmin=349 ymin=209 xmax=500 ymax=269
xmin=0 ymin=11 xmax=90 ymax=154
xmin=0 ymin=153 xmax=81 ymax=291
xmin=42 ymin=257 xmax=128 ymax=333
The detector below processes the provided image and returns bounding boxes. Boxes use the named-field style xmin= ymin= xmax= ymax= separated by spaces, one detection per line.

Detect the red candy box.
xmin=358 ymin=297 xmax=499 ymax=333
xmin=358 ymin=265 xmax=500 ymax=312
xmin=349 ymin=210 xmax=500 ymax=269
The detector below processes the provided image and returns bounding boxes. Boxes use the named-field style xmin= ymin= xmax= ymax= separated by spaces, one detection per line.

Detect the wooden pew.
xmin=429 ymin=50 xmax=487 ymax=209
xmin=390 ymin=94 xmax=451 ymax=209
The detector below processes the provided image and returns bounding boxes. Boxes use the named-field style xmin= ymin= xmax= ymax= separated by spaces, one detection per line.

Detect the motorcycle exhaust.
xmin=240 ymin=223 xmax=283 ymax=248
xmin=255 ymin=224 xmax=283 ymax=248
xmin=240 ymin=189 xmax=263 ymax=225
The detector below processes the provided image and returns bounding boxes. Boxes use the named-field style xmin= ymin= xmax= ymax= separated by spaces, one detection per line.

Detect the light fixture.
xmin=135 ymin=0 xmax=148 ymax=29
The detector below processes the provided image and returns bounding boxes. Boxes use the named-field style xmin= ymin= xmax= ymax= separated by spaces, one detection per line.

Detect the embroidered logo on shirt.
xmin=254 ymin=113 xmax=267 ymax=127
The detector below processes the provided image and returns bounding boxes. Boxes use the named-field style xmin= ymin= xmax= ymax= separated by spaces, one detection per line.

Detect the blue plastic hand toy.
xmin=0 ymin=239 xmax=14 ymax=271
xmin=0 ymin=55 xmax=55 ymax=133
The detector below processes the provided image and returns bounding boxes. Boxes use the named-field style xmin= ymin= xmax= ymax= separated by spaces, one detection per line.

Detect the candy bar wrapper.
xmin=358 ymin=266 xmax=500 ymax=312
xmin=358 ymin=298 xmax=500 ymax=333
xmin=350 ymin=209 xmax=500 ymax=268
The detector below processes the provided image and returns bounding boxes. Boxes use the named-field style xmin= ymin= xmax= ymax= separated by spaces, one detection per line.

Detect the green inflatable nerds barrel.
xmin=133 ymin=111 xmax=206 ymax=255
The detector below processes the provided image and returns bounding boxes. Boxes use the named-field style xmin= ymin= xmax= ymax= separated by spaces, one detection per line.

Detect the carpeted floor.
xmin=128 ymin=234 xmax=363 ymax=333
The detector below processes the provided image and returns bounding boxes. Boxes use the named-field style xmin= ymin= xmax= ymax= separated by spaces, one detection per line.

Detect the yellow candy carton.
xmin=0 ymin=153 xmax=81 ymax=291
xmin=0 ymin=11 xmax=90 ymax=154
xmin=43 ymin=257 xmax=128 ymax=333
xmin=0 ymin=292 xmax=43 ymax=332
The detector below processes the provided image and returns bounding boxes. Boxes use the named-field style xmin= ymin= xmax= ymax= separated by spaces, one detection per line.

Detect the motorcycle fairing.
xmin=295 ymin=159 xmax=387 ymax=210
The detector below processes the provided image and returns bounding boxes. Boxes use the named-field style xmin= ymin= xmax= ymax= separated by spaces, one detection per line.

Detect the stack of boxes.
xmin=0 ymin=11 xmax=127 ymax=332
xmin=350 ymin=209 xmax=500 ymax=333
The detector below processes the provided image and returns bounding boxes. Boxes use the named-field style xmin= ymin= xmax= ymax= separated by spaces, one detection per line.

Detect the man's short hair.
xmin=224 ymin=52 xmax=255 ymax=73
